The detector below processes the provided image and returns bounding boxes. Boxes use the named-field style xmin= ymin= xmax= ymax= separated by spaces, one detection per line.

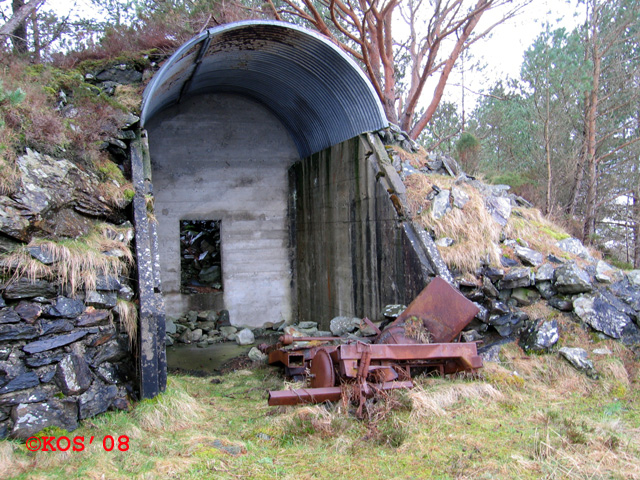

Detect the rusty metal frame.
xmin=266 ymin=277 xmax=484 ymax=408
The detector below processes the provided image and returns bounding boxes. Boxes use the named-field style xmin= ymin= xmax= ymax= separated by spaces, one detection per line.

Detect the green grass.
xmin=1 ymin=342 xmax=639 ymax=479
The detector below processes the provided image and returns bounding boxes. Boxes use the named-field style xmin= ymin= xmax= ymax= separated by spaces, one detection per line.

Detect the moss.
xmin=76 ymin=53 xmax=151 ymax=76
xmin=123 ymin=188 xmax=135 ymax=202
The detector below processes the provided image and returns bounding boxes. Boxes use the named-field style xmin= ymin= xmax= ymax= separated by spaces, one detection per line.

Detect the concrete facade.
xmin=146 ymin=93 xmax=299 ymax=327
xmin=290 ymin=136 xmax=429 ymax=329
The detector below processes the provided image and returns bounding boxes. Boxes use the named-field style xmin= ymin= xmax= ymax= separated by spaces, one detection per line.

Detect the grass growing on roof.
xmin=1 ymin=340 xmax=638 ymax=480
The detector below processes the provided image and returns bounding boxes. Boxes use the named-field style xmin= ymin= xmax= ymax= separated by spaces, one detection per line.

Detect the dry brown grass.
xmin=0 ymin=226 xmax=133 ymax=295
xmin=115 ymin=299 xmax=138 ymax=344
xmin=134 ymin=381 xmax=208 ymax=433
xmin=405 ymin=173 xmax=502 ymax=273
xmin=408 ymin=382 xmax=503 ymax=418
xmin=403 ymin=316 xmax=433 ymax=343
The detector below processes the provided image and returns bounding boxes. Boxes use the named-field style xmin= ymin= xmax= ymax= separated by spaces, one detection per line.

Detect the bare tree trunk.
xmin=634 ymin=187 xmax=640 ymax=269
xmin=582 ymin=2 xmax=601 ymax=244
xmin=31 ymin=9 xmax=40 ymax=61
xmin=545 ymin=87 xmax=552 ymax=215
xmin=0 ymin=0 xmax=45 ymax=44
xmin=11 ymin=0 xmax=28 ymax=54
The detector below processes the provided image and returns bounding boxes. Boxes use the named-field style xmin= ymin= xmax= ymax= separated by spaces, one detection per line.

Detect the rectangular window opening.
xmin=180 ymin=219 xmax=222 ymax=294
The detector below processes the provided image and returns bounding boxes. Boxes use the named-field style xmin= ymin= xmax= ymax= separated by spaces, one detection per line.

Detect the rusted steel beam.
xmin=338 ymin=342 xmax=481 ymax=364
xmin=268 ymin=381 xmax=414 ymax=406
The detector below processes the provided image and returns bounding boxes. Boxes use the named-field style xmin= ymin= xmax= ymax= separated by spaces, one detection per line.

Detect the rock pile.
xmin=375 ymin=127 xmax=640 ymax=378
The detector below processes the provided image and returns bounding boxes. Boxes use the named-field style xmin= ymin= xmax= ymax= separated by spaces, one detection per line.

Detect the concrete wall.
xmin=146 ymin=93 xmax=299 ymax=327
xmin=290 ymin=136 xmax=429 ymax=329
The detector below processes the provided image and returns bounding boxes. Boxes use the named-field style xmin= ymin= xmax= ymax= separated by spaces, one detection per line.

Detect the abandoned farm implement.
xmin=265 ymin=277 xmax=484 ymax=409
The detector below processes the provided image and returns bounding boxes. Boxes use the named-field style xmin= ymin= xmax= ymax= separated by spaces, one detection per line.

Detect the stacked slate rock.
xmin=0 ymin=277 xmax=135 ymax=439
xmin=375 ymin=127 xmax=640 ymax=369
xmin=165 ymin=309 xmax=284 ymax=348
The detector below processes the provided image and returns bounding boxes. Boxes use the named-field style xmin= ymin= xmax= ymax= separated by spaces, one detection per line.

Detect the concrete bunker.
xmin=137 ymin=22 xmax=451 ymax=393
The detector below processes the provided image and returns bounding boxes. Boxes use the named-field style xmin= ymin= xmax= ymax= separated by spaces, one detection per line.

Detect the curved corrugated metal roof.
xmin=141 ymin=20 xmax=388 ymax=157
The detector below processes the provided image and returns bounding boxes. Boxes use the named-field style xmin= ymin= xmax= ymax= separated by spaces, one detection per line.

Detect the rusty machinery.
xmin=265 ymin=277 xmax=483 ymax=409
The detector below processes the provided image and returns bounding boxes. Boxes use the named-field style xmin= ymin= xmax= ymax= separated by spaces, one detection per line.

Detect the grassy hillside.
xmin=1 ymin=332 xmax=638 ymax=479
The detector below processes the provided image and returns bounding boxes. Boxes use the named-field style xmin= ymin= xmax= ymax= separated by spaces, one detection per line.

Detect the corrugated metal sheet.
xmin=141 ymin=21 xmax=388 ymax=157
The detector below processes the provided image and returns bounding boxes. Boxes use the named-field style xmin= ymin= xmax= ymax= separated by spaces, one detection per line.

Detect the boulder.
xmin=85 ymin=291 xmax=117 ymax=309
xmin=2 ymin=278 xmax=57 ymax=300
xmin=482 ymin=277 xmax=499 ymax=298
xmin=23 ymin=330 xmax=88 ymax=354
xmin=330 ymin=316 xmax=361 ymax=336
xmin=11 ymin=399 xmax=78 ymax=438
xmin=435 ymin=237 xmax=454 ymax=247
xmin=78 ymin=382 xmax=118 ymax=420
xmin=573 ymin=294 xmax=630 ymax=339
xmin=499 ymin=268 xmax=532 ymax=289
xmin=556 ymin=238 xmax=593 ymax=261
xmin=451 ymin=186 xmax=470 ymax=209
xmin=40 ymin=319 xmax=74 ymax=335
xmin=0 ymin=323 xmax=39 ymax=342
xmin=165 ymin=319 xmax=177 ymax=335
xmin=48 ymin=297 xmax=85 ymax=318
xmin=14 ymin=302 xmax=42 ymax=322
xmin=511 ymin=288 xmax=540 ymax=306
xmin=431 ymin=189 xmax=451 ymax=220
xmin=628 ymin=270 xmax=640 ymax=288
xmin=298 ymin=321 xmax=318 ymax=330
xmin=483 ymin=267 xmax=505 ymax=282
xmin=0 ymin=309 xmax=20 ymax=324
xmin=219 ymin=326 xmax=237 ymax=340
xmin=235 ymin=329 xmax=255 ymax=346
xmin=519 ymin=319 xmax=559 ymax=353
xmin=76 ymin=309 xmax=111 ymax=327
xmin=608 ymin=281 xmax=640 ymax=318
xmin=514 ymin=246 xmax=544 ymax=267
xmin=595 ymin=261 xmax=620 ymax=283
xmin=548 ymin=297 xmax=573 ymax=311
xmin=191 ymin=329 xmax=203 ymax=343
xmin=0 ymin=385 xmax=56 ymax=407
xmin=95 ymin=65 xmax=143 ymax=84
xmin=535 ymin=281 xmax=556 ymax=300
xmin=485 ymin=196 xmax=512 ymax=226
xmin=55 ymin=354 xmax=92 ymax=395
xmin=535 ymin=263 xmax=555 ymax=282
xmin=248 ymin=347 xmax=268 ymax=363
xmin=382 ymin=305 xmax=406 ymax=318
xmin=0 ymin=372 xmax=40 ymax=395
xmin=554 ymin=263 xmax=592 ymax=294
xmin=559 ymin=347 xmax=598 ymax=379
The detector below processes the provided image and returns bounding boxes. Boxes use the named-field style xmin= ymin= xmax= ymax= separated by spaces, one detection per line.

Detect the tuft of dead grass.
xmin=0 ymin=226 xmax=133 ymax=296
xmin=135 ymin=379 xmax=208 ymax=433
xmin=403 ymin=316 xmax=433 ymax=343
xmin=408 ymin=383 xmax=503 ymax=418
xmin=0 ymin=441 xmax=31 ymax=479
xmin=405 ymin=173 xmax=501 ymax=273
xmin=115 ymin=299 xmax=138 ymax=344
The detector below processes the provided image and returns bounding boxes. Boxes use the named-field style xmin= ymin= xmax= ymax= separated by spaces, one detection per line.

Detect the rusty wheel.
xmin=309 ymin=348 xmax=335 ymax=388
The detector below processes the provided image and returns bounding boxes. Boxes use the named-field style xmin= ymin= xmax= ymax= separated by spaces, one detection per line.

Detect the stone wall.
xmin=0 ymin=148 xmax=137 ymax=439
xmin=0 ymin=275 xmax=134 ymax=439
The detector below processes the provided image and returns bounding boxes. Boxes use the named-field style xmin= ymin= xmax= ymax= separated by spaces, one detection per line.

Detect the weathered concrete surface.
xmin=146 ymin=94 xmax=299 ymax=327
xmin=290 ymin=136 xmax=429 ymax=328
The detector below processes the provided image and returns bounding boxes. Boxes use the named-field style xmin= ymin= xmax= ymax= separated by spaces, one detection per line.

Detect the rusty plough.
xmin=265 ymin=277 xmax=483 ymax=410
